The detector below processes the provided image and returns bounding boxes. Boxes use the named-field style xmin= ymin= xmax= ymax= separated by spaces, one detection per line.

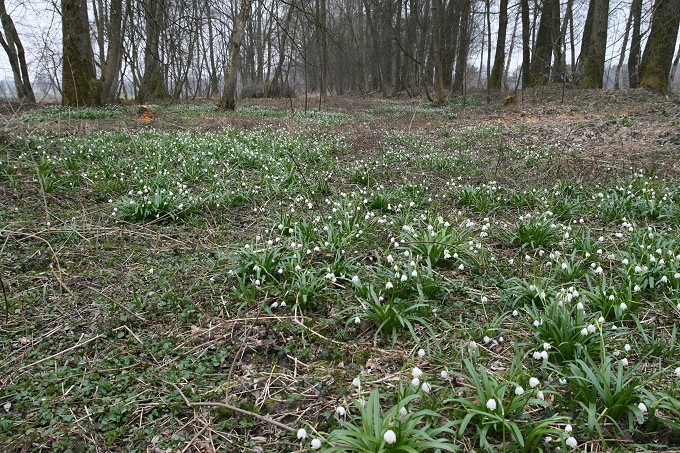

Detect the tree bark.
xmin=528 ymin=0 xmax=559 ymax=86
xmin=62 ymin=0 xmax=100 ymax=107
xmin=452 ymin=0 xmax=471 ymax=94
xmin=639 ymin=0 xmax=680 ymax=93
xmin=139 ymin=0 xmax=168 ymax=103
xmin=520 ymin=0 xmax=531 ymax=87
xmin=627 ymin=0 xmax=643 ymax=87
xmin=579 ymin=0 xmax=609 ymax=88
xmin=100 ymin=0 xmax=125 ymax=103
xmin=0 ymin=0 xmax=35 ymax=102
xmin=218 ymin=0 xmax=253 ymax=110
xmin=614 ymin=0 xmax=634 ymax=89
xmin=432 ymin=0 xmax=444 ymax=103
xmin=489 ymin=0 xmax=508 ymax=89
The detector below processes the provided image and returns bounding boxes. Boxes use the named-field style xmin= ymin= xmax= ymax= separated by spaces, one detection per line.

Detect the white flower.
xmin=417 ymin=348 xmax=426 ymax=357
xmin=529 ymin=377 xmax=540 ymax=388
xmin=624 ymin=344 xmax=631 ymax=352
xmin=421 ymin=382 xmax=432 ymax=393
xmin=297 ymin=428 xmax=307 ymax=439
xmin=675 ymin=367 xmax=680 ymax=377
xmin=620 ymin=302 xmax=628 ymax=311
xmin=351 ymin=275 xmax=360 ymax=284
xmin=411 ymin=270 xmax=418 ymax=277
xmin=354 ymin=316 xmax=361 ymax=324
xmin=311 ymin=438 xmax=322 ymax=449
xmin=398 ymin=406 xmax=408 ymax=417
xmin=536 ymin=390 xmax=545 ymax=400
xmin=412 ymin=367 xmax=423 ymax=378
xmin=633 ymin=285 xmax=640 ymax=292
xmin=638 ymin=402 xmax=647 ymax=413
xmin=566 ymin=436 xmax=577 ymax=448
xmin=587 ymin=324 xmax=596 ymax=333
xmin=440 ymin=370 xmax=449 ymax=379
xmin=620 ymin=358 xmax=629 ymax=366
xmin=400 ymin=274 xmax=408 ymax=282
xmin=577 ymin=302 xmax=584 ymax=310
xmin=512 ymin=310 xmax=519 ymax=316
xmin=540 ymin=350 xmax=548 ymax=360
xmin=383 ymin=429 xmax=397 ymax=444
xmin=533 ymin=351 xmax=542 ymax=359
xmin=515 ymin=386 xmax=525 ymax=396
xmin=598 ymin=316 xmax=605 ymax=323
xmin=483 ymin=336 xmax=491 ymax=343
xmin=481 ymin=296 xmax=488 ymax=303
xmin=336 ymin=406 xmax=346 ymax=416
xmin=411 ymin=377 xmax=420 ymax=387
xmin=385 ymin=281 xmax=393 ymax=289
xmin=565 ymin=424 xmax=572 ymax=432
xmin=469 ymin=340 xmax=477 ymax=349
xmin=352 ymin=377 xmax=360 ymax=387
xmin=580 ymin=327 xmax=589 ymax=336
xmin=486 ymin=398 xmax=497 ymax=411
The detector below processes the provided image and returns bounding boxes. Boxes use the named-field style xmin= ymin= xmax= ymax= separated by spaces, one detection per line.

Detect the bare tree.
xmin=579 ymin=0 xmax=609 ymax=88
xmin=138 ymin=0 xmax=168 ymax=102
xmin=219 ymin=0 xmax=253 ymax=110
xmin=0 ymin=0 xmax=35 ymax=102
xmin=639 ymin=0 xmax=680 ymax=93
xmin=489 ymin=0 xmax=508 ymax=89
xmin=432 ymin=0 xmax=444 ymax=103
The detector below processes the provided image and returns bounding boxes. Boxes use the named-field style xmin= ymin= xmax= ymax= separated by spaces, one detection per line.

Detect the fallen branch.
xmin=167 ymin=381 xmax=297 ymax=433
xmin=20 ymin=334 xmax=103 ymax=370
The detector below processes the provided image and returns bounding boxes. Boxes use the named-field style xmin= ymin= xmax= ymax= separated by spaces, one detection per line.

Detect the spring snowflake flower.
xmin=533 ymin=351 xmax=542 ymax=359
xmin=486 ymin=398 xmax=497 ymax=411
xmin=577 ymin=302 xmax=584 ymax=310
xmin=536 ymin=390 xmax=545 ymax=400
xmin=483 ymin=336 xmax=491 ymax=343
xmin=620 ymin=358 xmax=629 ymax=366
xmin=336 ymin=406 xmax=346 ymax=416
xmin=638 ymin=402 xmax=647 ymax=413
xmin=620 ymin=302 xmax=628 ymax=311
xmin=421 ymin=382 xmax=432 ymax=393
xmin=297 ymin=428 xmax=307 ymax=439
xmin=417 ymin=348 xmax=426 ymax=357
xmin=383 ymin=429 xmax=397 ymax=444
xmin=440 ymin=370 xmax=449 ymax=379
xmin=529 ymin=377 xmax=540 ymax=388
xmin=566 ymin=436 xmax=577 ymax=448
xmin=399 ymin=406 xmax=408 ymax=417
xmin=411 ymin=377 xmax=420 ymax=387
xmin=352 ymin=377 xmax=360 ymax=387
xmin=385 ymin=281 xmax=393 ymax=289
xmin=565 ymin=424 xmax=572 ymax=432
xmin=351 ymin=275 xmax=360 ymax=284
xmin=598 ymin=316 xmax=605 ymax=323
xmin=512 ymin=310 xmax=519 ymax=316
xmin=540 ymin=350 xmax=548 ymax=360
xmin=311 ymin=438 xmax=321 ymax=449
xmin=587 ymin=324 xmax=596 ymax=333
xmin=412 ymin=367 xmax=423 ymax=378
xmin=515 ymin=386 xmax=525 ymax=396
xmin=624 ymin=344 xmax=631 ymax=352
xmin=354 ymin=316 xmax=361 ymax=324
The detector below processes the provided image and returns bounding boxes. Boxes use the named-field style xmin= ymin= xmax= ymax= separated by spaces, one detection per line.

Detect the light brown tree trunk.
xmin=639 ymin=0 xmax=680 ymax=93
xmin=614 ymin=0 xmax=634 ymax=89
xmin=139 ymin=0 xmax=168 ymax=102
xmin=0 ymin=0 xmax=35 ymax=102
xmin=62 ymin=0 xmax=100 ymax=107
xmin=452 ymin=0 xmax=471 ymax=94
xmin=219 ymin=0 xmax=253 ymax=110
xmin=528 ymin=0 xmax=559 ymax=86
xmin=100 ymin=0 xmax=125 ymax=104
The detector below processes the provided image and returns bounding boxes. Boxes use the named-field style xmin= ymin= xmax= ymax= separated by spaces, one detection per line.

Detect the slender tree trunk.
xmin=639 ymin=0 xmax=680 ymax=93
xmin=670 ymin=42 xmax=680 ymax=88
xmin=579 ymin=0 xmax=609 ymax=88
xmin=442 ymin=0 xmax=460 ymax=87
xmin=100 ymin=0 xmax=125 ymax=103
xmin=219 ymin=0 xmax=253 ymax=110
xmin=520 ymin=0 xmax=531 ymax=87
xmin=452 ymin=0 xmax=471 ymax=94
xmin=62 ymin=0 xmax=100 ymax=106
xmin=503 ymin=6 xmax=519 ymax=87
xmin=0 ymin=0 xmax=35 ymax=102
xmin=490 ymin=0 xmax=509 ymax=89
xmin=528 ymin=0 xmax=558 ymax=86
xmin=614 ymin=1 xmax=634 ymax=89
xmin=316 ymin=0 xmax=328 ymax=99
xmin=628 ymin=0 xmax=643 ymax=87
xmin=432 ymin=0 xmax=444 ymax=103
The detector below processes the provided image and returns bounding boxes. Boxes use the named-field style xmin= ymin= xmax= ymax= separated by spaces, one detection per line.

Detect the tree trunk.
xmin=579 ymin=0 xmax=609 ymax=88
xmin=528 ymin=0 xmax=559 ymax=86
xmin=452 ymin=0 xmax=471 ymax=94
xmin=520 ymin=0 xmax=531 ymax=87
xmin=614 ymin=0 xmax=634 ymax=89
xmin=218 ymin=0 xmax=253 ymax=110
xmin=639 ymin=0 xmax=680 ymax=93
xmin=0 ymin=0 xmax=35 ymax=102
xmin=432 ymin=0 xmax=444 ymax=103
xmin=139 ymin=0 xmax=168 ymax=103
xmin=316 ymin=0 xmax=328 ymax=100
xmin=62 ymin=0 xmax=100 ymax=107
xmin=627 ymin=0 xmax=643 ymax=87
xmin=100 ymin=0 xmax=125 ymax=103
xmin=489 ymin=0 xmax=508 ymax=89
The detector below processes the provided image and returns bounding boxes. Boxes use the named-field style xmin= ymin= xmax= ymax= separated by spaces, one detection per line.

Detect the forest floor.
xmin=1 ymin=87 xmax=680 ymax=452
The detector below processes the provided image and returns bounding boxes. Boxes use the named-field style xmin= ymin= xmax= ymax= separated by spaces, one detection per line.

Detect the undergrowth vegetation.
xmin=1 ymin=95 xmax=679 ymax=452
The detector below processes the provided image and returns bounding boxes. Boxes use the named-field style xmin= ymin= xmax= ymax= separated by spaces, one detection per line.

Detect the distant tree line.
xmin=0 ymin=0 xmax=678 ymax=109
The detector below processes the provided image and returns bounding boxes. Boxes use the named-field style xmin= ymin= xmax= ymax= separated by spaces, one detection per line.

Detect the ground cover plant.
xmin=1 ymin=89 xmax=679 ymax=452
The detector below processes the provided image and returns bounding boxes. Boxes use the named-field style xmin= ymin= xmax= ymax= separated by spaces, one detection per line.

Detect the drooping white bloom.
xmin=386 ymin=281 xmax=394 ymax=289
xmin=529 ymin=377 xmax=540 ymax=388
xmin=354 ymin=316 xmax=361 ymax=324
xmin=399 ymin=407 xmax=408 ymax=417
xmin=483 ymin=336 xmax=492 ymax=343
xmin=351 ymin=275 xmax=360 ymax=284
xmin=536 ymin=390 xmax=545 ymax=400
xmin=620 ymin=358 xmax=629 ymax=366
xmin=311 ymin=438 xmax=322 ymax=449
xmin=587 ymin=324 xmax=596 ymax=333
xmin=421 ymin=382 xmax=432 ymax=393
xmin=486 ymin=398 xmax=497 ymax=411
xmin=565 ymin=424 xmax=572 ymax=432
xmin=620 ymin=302 xmax=628 ymax=311
xmin=533 ymin=351 xmax=542 ymax=360
xmin=352 ymin=377 xmax=360 ymax=387
xmin=417 ymin=348 xmax=426 ymax=357
xmin=297 ymin=428 xmax=307 ymax=439
xmin=512 ymin=310 xmax=519 ymax=316
xmin=336 ymin=406 xmax=346 ymax=416
xmin=598 ymin=316 xmax=605 ymax=323
xmin=540 ymin=350 xmax=549 ymax=360
xmin=675 ymin=367 xmax=680 ymax=377
xmin=577 ymin=302 xmax=584 ymax=310
xmin=440 ymin=370 xmax=449 ymax=379
xmin=412 ymin=367 xmax=423 ymax=378
xmin=383 ymin=430 xmax=397 ymax=444
xmin=566 ymin=437 xmax=577 ymax=448
xmin=638 ymin=402 xmax=647 ymax=413
xmin=411 ymin=377 xmax=420 ymax=387
xmin=515 ymin=386 xmax=525 ymax=396
xmin=624 ymin=344 xmax=631 ymax=352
